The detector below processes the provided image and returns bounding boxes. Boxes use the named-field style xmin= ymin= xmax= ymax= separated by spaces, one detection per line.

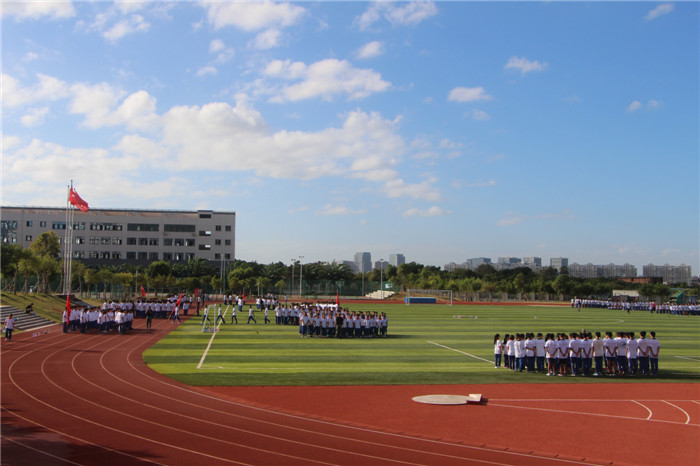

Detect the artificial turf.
xmin=143 ymin=303 xmax=700 ymax=386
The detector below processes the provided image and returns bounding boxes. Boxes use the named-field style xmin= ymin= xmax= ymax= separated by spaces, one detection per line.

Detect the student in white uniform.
xmin=493 ymin=334 xmax=503 ymax=368
xmin=648 ymin=331 xmax=660 ymax=375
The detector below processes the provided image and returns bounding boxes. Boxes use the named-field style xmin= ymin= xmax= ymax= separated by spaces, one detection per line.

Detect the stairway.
xmin=0 ymin=306 xmax=58 ymax=331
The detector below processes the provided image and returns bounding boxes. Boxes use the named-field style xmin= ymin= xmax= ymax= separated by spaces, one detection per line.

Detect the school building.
xmin=1 ymin=206 xmax=235 ymax=267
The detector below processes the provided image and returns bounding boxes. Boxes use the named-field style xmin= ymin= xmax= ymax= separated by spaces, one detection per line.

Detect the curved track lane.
xmin=2 ymin=318 xmax=587 ymax=465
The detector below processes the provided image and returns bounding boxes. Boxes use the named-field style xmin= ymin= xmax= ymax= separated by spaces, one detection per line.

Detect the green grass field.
xmin=143 ymin=303 xmax=700 ymax=386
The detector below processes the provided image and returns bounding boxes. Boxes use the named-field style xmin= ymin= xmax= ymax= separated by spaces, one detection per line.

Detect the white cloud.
xmin=504 ymin=56 xmax=548 ymax=75
xmin=23 ymin=52 xmax=39 ymax=62
xmin=196 ymin=66 xmax=218 ymax=77
xmin=645 ymin=3 xmax=674 ymax=21
xmin=356 ymin=41 xmax=384 ymax=59
xmin=647 ymin=99 xmax=662 ymax=109
xmin=20 ymin=107 xmax=50 ymax=127
xmin=103 ymin=14 xmax=150 ymax=41
xmin=382 ymin=177 xmax=441 ymax=202
xmin=114 ymin=0 xmax=144 ymax=14
xmin=264 ymin=58 xmax=391 ymax=102
xmin=358 ymin=1 xmax=437 ymax=30
xmin=250 ymin=28 xmax=282 ymax=49
xmin=202 ymin=1 xmax=306 ymax=31
xmin=497 ymin=214 xmax=525 ymax=226
xmin=317 ymin=204 xmax=367 ymax=216
xmin=402 ymin=206 xmax=449 ymax=218
xmin=209 ymin=39 xmax=225 ymax=53
xmin=2 ymin=1 xmax=75 ymax=21
xmin=448 ymin=86 xmax=492 ymax=103
xmin=471 ymin=109 xmax=490 ymax=121
xmin=1 ymin=73 xmax=70 ymax=108
xmin=208 ymin=39 xmax=234 ymax=62
xmin=626 ymin=100 xmax=643 ymax=113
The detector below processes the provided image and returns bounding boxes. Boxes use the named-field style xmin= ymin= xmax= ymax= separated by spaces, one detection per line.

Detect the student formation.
xmin=494 ymin=331 xmax=661 ymax=377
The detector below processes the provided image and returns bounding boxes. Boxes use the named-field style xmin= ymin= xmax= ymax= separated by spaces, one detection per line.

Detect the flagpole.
xmin=63 ymin=181 xmax=75 ymax=296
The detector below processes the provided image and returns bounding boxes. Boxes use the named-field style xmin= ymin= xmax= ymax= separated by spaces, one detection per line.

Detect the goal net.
xmin=405 ymin=289 xmax=453 ymax=305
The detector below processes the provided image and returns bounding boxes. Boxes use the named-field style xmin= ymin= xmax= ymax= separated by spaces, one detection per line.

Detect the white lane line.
xmin=663 ymin=400 xmax=691 ymax=425
xmin=197 ymin=307 xmax=228 ymax=369
xmin=427 ymin=341 xmax=493 ymax=364
xmin=631 ymin=400 xmax=653 ymax=420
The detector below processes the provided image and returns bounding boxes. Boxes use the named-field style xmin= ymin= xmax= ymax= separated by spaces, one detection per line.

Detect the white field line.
xmin=197 ymin=307 xmax=228 ymax=369
xmin=631 ymin=400 xmax=653 ymax=420
xmin=674 ymin=355 xmax=700 ymax=361
xmin=427 ymin=341 xmax=493 ymax=364
xmin=662 ymin=400 xmax=691 ymax=425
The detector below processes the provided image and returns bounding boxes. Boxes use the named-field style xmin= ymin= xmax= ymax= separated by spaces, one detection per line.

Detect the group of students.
xmin=572 ymin=298 xmax=699 ymax=316
xmin=63 ymin=307 xmax=135 ymax=334
xmin=493 ymin=331 xmax=661 ymax=376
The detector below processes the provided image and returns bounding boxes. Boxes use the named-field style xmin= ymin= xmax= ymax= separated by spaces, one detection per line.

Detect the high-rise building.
xmin=467 ymin=257 xmax=491 ymax=268
xmin=569 ymin=263 xmax=638 ymax=279
xmin=642 ymin=264 xmax=692 ymax=286
xmin=550 ymin=257 xmax=569 ymax=272
xmin=1 ymin=206 xmax=235 ymax=266
xmin=522 ymin=257 xmax=542 ymax=268
xmin=354 ymin=252 xmax=372 ymax=274
xmin=388 ymin=253 xmax=405 ymax=267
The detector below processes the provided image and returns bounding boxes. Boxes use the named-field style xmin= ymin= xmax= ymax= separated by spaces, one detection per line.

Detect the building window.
xmin=215 ymin=239 xmax=221 ymax=245
xmin=214 ymin=253 xmax=221 ymax=259
xmin=149 ymin=238 xmax=158 ymax=246
xmin=127 ymin=237 xmax=136 ymax=245
xmin=127 ymin=223 xmax=159 ymax=232
xmin=225 ymin=239 xmax=231 ymax=246
xmin=185 ymin=253 xmax=194 ymax=260
xmin=25 ymin=235 xmax=32 ymax=241
xmin=73 ymin=222 xmax=86 ymax=230
xmin=138 ymin=238 xmax=148 ymax=246
xmin=75 ymin=236 xmax=85 ymax=244
xmin=138 ymin=252 xmax=147 ymax=260
xmin=174 ymin=239 xmax=184 ymax=247
xmin=112 ymin=252 xmax=120 ymax=260
xmin=164 ymin=224 xmax=195 ymax=233
xmin=224 ymin=253 xmax=231 ymax=260
xmin=126 ymin=252 xmax=136 ymax=260
xmin=225 ymin=225 xmax=231 ymax=231
xmin=174 ymin=253 xmax=183 ymax=261
xmin=149 ymin=252 xmax=158 ymax=260
xmin=26 ymin=221 xmax=33 ymax=227
xmin=100 ymin=237 xmax=110 ymax=245
xmin=40 ymin=221 xmax=46 ymax=227
xmin=89 ymin=237 xmax=99 ymax=245
xmin=199 ymin=230 xmax=212 ymax=236
xmin=89 ymin=251 xmax=99 ymax=259
xmin=185 ymin=239 xmax=195 ymax=246
xmin=199 ymin=213 xmax=211 ymax=219
xmin=99 ymin=251 xmax=110 ymax=259
xmin=73 ymin=251 xmax=84 ymax=259
xmin=163 ymin=238 xmax=173 ymax=246
xmin=198 ymin=244 xmax=211 ymax=250
xmin=163 ymin=252 xmax=172 ymax=261
xmin=215 ymin=225 xmax=222 ymax=231
xmin=112 ymin=238 xmax=122 ymax=245
xmin=52 ymin=222 xmax=66 ymax=230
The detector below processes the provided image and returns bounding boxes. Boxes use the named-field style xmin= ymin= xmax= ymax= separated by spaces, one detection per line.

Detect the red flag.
xmin=141 ymin=285 xmax=146 ymax=297
xmin=69 ymin=187 xmax=89 ymax=212
xmin=336 ymin=290 xmax=340 ymax=307
xmin=66 ymin=295 xmax=72 ymax=322
xmin=176 ymin=293 xmax=183 ymax=306
xmin=242 ymin=291 xmax=246 ymax=301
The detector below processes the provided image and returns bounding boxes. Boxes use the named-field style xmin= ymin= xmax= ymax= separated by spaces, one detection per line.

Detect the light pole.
xmin=299 ymin=255 xmax=304 ymax=297
xmin=290 ymin=259 xmax=295 ymax=297
xmin=379 ymin=259 xmax=384 ymax=300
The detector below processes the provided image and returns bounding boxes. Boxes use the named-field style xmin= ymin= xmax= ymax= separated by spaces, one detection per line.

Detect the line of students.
xmin=63 ymin=307 xmax=134 ymax=334
xmin=493 ymin=331 xmax=661 ymax=376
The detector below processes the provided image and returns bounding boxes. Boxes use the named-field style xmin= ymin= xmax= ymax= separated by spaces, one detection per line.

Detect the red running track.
xmin=2 ymin=317 xmax=698 ymax=465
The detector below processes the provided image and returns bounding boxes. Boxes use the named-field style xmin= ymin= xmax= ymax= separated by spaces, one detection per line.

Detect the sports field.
xmin=144 ymin=303 xmax=700 ymax=386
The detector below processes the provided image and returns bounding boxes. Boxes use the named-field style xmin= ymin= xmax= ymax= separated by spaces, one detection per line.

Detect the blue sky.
xmin=2 ymin=1 xmax=698 ymax=272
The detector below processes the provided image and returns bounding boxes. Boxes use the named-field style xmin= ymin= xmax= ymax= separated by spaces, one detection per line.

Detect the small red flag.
xmin=69 ymin=187 xmax=89 ymax=212
xmin=66 ymin=295 xmax=72 ymax=322
xmin=336 ymin=290 xmax=340 ymax=307
xmin=242 ymin=291 xmax=246 ymax=301
xmin=141 ymin=285 xmax=146 ymax=297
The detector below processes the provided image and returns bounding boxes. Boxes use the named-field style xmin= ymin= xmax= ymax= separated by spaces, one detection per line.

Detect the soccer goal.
xmin=405 ymin=289 xmax=453 ymax=305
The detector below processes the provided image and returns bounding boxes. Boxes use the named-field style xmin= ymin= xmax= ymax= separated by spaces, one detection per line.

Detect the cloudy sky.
xmin=2 ymin=1 xmax=698 ymax=272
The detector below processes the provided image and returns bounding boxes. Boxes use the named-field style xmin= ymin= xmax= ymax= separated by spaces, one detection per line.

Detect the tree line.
xmin=1 ymin=232 xmax=695 ymax=302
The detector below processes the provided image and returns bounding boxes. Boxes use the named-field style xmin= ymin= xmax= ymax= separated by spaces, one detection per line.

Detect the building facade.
xmin=550 ymin=257 xmax=569 ymax=271
xmin=1 ymin=206 xmax=235 ymax=267
xmin=568 ymin=263 xmax=638 ymax=279
xmin=354 ymin=252 xmax=372 ymax=273
xmin=388 ymin=253 xmax=406 ymax=267
xmin=642 ymin=264 xmax=692 ymax=286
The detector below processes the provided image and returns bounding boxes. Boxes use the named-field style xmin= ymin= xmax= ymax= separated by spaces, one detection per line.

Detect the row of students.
xmin=494 ymin=331 xmax=661 ymax=376
xmin=298 ymin=310 xmax=388 ymax=338
xmin=63 ymin=307 xmax=134 ymax=334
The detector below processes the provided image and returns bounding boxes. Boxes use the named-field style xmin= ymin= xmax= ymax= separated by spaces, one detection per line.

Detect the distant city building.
xmin=388 ymin=253 xmax=405 ymax=267
xmin=1 ymin=206 xmax=235 ymax=266
xmin=498 ymin=257 xmax=522 ymax=265
xmin=444 ymin=261 xmax=468 ymax=272
xmin=550 ymin=257 xmax=569 ymax=272
xmin=522 ymin=257 xmax=542 ymax=268
xmin=568 ymin=263 xmax=638 ymax=279
xmin=467 ymin=257 xmax=492 ymax=268
xmin=342 ymin=260 xmax=356 ymax=272
xmin=374 ymin=260 xmax=388 ymax=271
xmin=642 ymin=264 xmax=692 ymax=286
xmin=354 ymin=252 xmax=372 ymax=274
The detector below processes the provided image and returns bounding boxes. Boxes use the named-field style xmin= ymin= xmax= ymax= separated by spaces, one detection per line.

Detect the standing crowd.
xmin=493 ymin=331 xmax=661 ymax=377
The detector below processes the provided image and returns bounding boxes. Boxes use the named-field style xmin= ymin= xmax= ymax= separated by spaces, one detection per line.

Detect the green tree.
xmin=1 ymin=244 xmax=24 ymax=292
xmin=97 ymin=269 xmax=114 ymax=299
xmin=30 ymin=231 xmax=61 ymax=258
xmin=71 ymin=261 xmax=87 ymax=296
xmin=35 ymin=254 xmax=60 ymax=293
xmin=18 ymin=253 xmax=38 ymax=294
xmin=552 ymin=274 xmax=574 ymax=300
